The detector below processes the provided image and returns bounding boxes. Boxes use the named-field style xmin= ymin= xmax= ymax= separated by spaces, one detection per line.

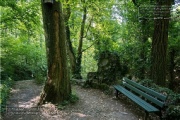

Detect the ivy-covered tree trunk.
xmin=75 ymin=0 xmax=87 ymax=79
xmin=39 ymin=0 xmax=71 ymax=104
xmin=151 ymin=0 xmax=172 ymax=86
xmin=64 ymin=0 xmax=87 ymax=79
xmin=64 ymin=0 xmax=77 ymax=79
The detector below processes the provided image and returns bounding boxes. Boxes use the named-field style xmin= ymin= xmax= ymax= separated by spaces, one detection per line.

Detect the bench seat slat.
xmin=114 ymin=85 xmax=159 ymax=113
xmin=123 ymin=77 xmax=167 ymax=101
xmin=123 ymin=83 xmax=164 ymax=107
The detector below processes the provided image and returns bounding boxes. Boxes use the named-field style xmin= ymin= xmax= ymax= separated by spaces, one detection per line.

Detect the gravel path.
xmin=2 ymin=80 xmax=145 ymax=120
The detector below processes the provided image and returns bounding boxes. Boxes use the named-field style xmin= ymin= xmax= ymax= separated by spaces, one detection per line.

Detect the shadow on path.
xmin=2 ymin=80 xmax=143 ymax=120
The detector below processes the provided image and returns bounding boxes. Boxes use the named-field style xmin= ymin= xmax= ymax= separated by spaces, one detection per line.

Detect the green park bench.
xmin=113 ymin=77 xmax=167 ymax=120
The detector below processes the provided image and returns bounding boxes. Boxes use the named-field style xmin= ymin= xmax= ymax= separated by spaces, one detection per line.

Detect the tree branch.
xmin=132 ymin=0 xmax=139 ymax=7
xmin=84 ymin=16 xmax=93 ymax=38
xmin=81 ymin=39 xmax=98 ymax=53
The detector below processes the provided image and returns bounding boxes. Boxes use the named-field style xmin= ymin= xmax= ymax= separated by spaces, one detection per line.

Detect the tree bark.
xmin=75 ymin=0 xmax=87 ymax=79
xmin=151 ymin=0 xmax=172 ymax=86
xmin=64 ymin=0 xmax=77 ymax=78
xmin=39 ymin=0 xmax=71 ymax=104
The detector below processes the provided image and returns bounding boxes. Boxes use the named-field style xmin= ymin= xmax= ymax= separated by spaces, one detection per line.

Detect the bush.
xmin=34 ymin=73 xmax=45 ymax=85
xmin=1 ymin=37 xmax=47 ymax=81
xmin=0 ymin=78 xmax=14 ymax=113
xmin=167 ymin=105 xmax=180 ymax=120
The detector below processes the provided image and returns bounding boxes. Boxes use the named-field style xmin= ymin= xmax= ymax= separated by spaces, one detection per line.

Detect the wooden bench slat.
xmin=114 ymin=85 xmax=159 ymax=112
xmin=123 ymin=77 xmax=167 ymax=101
xmin=114 ymin=78 xmax=167 ymax=119
xmin=123 ymin=83 xmax=164 ymax=108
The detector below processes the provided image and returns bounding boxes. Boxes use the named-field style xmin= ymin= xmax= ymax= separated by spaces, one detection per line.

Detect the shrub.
xmin=0 ymin=78 xmax=14 ymax=113
xmin=34 ymin=73 xmax=45 ymax=85
xmin=166 ymin=105 xmax=180 ymax=120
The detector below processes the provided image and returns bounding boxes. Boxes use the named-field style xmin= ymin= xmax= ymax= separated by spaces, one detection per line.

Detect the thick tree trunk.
xmin=151 ymin=1 xmax=172 ymax=86
xmin=75 ymin=0 xmax=87 ymax=79
xmin=39 ymin=1 xmax=71 ymax=104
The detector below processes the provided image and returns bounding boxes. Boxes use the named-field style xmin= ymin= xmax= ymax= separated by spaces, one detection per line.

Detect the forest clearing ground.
xmin=2 ymin=80 xmax=158 ymax=120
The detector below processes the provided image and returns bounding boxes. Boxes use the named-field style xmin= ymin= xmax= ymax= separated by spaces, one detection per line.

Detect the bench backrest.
xmin=123 ymin=77 xmax=167 ymax=108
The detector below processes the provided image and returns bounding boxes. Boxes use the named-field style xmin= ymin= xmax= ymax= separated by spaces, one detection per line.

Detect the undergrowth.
xmin=34 ymin=73 xmax=45 ymax=85
xmin=0 ymin=78 xmax=14 ymax=114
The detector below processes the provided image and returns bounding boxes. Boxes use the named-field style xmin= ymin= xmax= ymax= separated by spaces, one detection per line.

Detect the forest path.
xmin=3 ymin=80 xmax=144 ymax=120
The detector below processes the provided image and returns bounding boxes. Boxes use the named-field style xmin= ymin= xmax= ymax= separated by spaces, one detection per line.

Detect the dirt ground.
xmin=2 ymin=80 xmax=159 ymax=120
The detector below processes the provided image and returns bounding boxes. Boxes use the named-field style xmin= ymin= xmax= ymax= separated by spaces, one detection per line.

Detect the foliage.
xmin=81 ymin=47 xmax=98 ymax=78
xmin=0 ymin=78 xmax=14 ymax=113
xmin=168 ymin=4 xmax=180 ymax=91
xmin=34 ymin=73 xmax=45 ymax=85
xmin=1 ymin=36 xmax=47 ymax=80
xmin=62 ymin=0 xmax=180 ymax=89
xmin=167 ymin=105 xmax=180 ymax=120
xmin=0 ymin=0 xmax=47 ymax=81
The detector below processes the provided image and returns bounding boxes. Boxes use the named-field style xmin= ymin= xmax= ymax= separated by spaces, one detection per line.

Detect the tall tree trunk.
xmin=151 ymin=0 xmax=172 ymax=86
xmin=64 ymin=0 xmax=77 ymax=78
xmin=75 ymin=0 xmax=87 ymax=79
xmin=39 ymin=0 xmax=71 ymax=104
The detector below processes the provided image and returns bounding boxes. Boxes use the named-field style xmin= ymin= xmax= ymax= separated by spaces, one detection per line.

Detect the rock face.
xmin=87 ymin=51 xmax=121 ymax=85
xmin=97 ymin=51 xmax=121 ymax=84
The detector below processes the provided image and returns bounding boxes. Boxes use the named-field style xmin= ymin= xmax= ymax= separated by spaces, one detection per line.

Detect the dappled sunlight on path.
xmin=3 ymin=80 xmax=143 ymax=120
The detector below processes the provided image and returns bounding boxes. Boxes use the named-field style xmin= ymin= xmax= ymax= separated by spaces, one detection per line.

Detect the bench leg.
xmin=159 ymin=111 xmax=163 ymax=120
xmin=145 ymin=111 xmax=149 ymax=120
xmin=115 ymin=90 xmax=118 ymax=98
